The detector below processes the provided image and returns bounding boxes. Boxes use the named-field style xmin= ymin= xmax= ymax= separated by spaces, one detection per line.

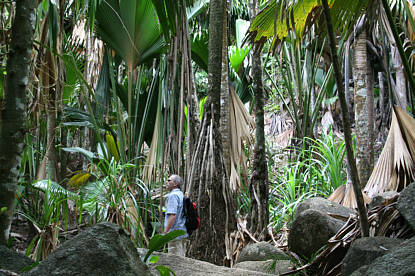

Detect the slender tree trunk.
xmin=0 ymin=0 xmax=36 ymax=245
xmin=353 ymin=30 xmax=374 ymax=187
xmin=321 ymin=0 xmax=369 ymax=237
xmin=248 ymin=0 xmax=269 ymax=238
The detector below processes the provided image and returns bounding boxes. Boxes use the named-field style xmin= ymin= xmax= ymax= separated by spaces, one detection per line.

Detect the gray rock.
xmin=288 ymin=209 xmax=345 ymax=259
xmin=138 ymin=248 xmax=274 ymax=276
xmin=352 ymin=237 xmax=415 ymax=276
xmin=342 ymin=237 xmax=402 ymax=275
xmin=25 ymin=222 xmax=151 ymax=276
xmin=397 ymin=182 xmax=415 ymax=231
xmin=350 ymin=265 xmax=369 ymax=276
xmin=295 ymin=197 xmax=355 ymax=220
xmin=235 ymin=260 xmax=294 ymax=275
xmin=237 ymin=242 xmax=288 ymax=263
xmin=0 ymin=245 xmax=34 ymax=273
xmin=368 ymin=191 xmax=399 ymax=209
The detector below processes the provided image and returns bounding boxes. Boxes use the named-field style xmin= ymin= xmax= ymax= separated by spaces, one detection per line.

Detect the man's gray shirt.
xmin=164 ymin=188 xmax=188 ymax=239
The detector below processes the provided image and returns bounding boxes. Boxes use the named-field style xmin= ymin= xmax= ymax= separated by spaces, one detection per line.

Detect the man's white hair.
xmin=170 ymin=174 xmax=182 ymax=189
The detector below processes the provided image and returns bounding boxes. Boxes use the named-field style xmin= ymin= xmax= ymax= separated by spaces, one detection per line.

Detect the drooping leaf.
xmin=246 ymin=0 xmax=369 ymax=51
xmin=68 ymin=172 xmax=93 ymax=189
xmin=156 ymin=265 xmax=177 ymax=276
xmin=105 ymin=132 xmax=120 ymax=162
xmin=62 ymin=147 xmax=96 ymax=162
xmin=33 ymin=180 xmax=77 ymax=199
xmin=143 ymin=230 xmax=186 ymax=262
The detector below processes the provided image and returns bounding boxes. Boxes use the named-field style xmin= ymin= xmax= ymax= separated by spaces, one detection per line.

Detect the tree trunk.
xmin=187 ymin=0 xmax=236 ymax=265
xmin=220 ymin=3 xmax=231 ymax=176
xmin=353 ymin=30 xmax=374 ymax=187
xmin=248 ymin=0 xmax=269 ymax=238
xmin=0 ymin=0 xmax=36 ymax=245
xmin=321 ymin=0 xmax=369 ymax=237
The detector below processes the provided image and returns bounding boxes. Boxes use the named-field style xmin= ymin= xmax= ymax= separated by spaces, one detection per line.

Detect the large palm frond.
xmin=246 ymin=0 xmax=369 ymax=52
xmin=95 ymin=0 xmax=165 ymax=71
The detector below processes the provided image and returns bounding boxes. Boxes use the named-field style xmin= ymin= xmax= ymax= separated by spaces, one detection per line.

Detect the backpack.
xmin=183 ymin=196 xmax=200 ymax=235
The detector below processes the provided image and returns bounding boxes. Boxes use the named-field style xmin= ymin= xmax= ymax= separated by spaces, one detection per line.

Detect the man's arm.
xmin=163 ymin=214 xmax=177 ymax=234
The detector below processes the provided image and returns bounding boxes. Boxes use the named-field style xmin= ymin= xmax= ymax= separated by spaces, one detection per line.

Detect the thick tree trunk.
xmin=220 ymin=3 xmax=231 ymax=176
xmin=353 ymin=30 xmax=374 ymax=187
xmin=248 ymin=0 xmax=269 ymax=238
xmin=0 ymin=0 xmax=36 ymax=245
xmin=187 ymin=0 xmax=236 ymax=265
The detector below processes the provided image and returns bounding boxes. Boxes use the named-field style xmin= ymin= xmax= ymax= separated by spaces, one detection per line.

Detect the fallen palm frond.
xmin=329 ymin=105 xmax=415 ymax=207
xmin=281 ymin=195 xmax=414 ymax=276
xmin=328 ymin=182 xmax=371 ymax=209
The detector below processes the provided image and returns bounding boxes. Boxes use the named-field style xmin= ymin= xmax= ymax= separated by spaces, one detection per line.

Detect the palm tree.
xmin=187 ymin=0 xmax=237 ymax=265
xmin=248 ymin=0 xmax=269 ymax=238
xmin=353 ymin=28 xmax=374 ymax=187
xmin=0 ymin=0 xmax=37 ymax=245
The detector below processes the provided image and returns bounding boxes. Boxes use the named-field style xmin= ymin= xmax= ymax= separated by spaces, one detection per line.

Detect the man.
xmin=163 ymin=174 xmax=188 ymax=256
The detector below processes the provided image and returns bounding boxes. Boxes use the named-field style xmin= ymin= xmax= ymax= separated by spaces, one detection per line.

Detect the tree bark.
xmin=248 ymin=0 xmax=269 ymax=238
xmin=0 ymin=0 xmax=36 ymax=245
xmin=187 ymin=0 xmax=236 ymax=265
xmin=321 ymin=0 xmax=369 ymax=237
xmin=220 ymin=2 xmax=231 ymax=176
xmin=353 ymin=30 xmax=374 ymax=187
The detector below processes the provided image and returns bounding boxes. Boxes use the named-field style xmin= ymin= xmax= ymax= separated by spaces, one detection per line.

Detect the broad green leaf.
xmin=68 ymin=173 xmax=92 ymax=189
xmin=229 ymin=45 xmax=251 ymax=74
xmin=247 ymin=0 xmax=368 ymax=50
xmin=96 ymin=0 xmax=164 ymax=70
xmin=105 ymin=132 xmax=120 ymax=162
xmin=62 ymin=147 xmax=96 ymax=161
xmin=144 ymin=230 xmax=186 ymax=262
xmin=156 ymin=265 xmax=177 ymax=276
xmin=149 ymin=255 xmax=159 ymax=264
xmin=32 ymin=180 xmax=77 ymax=198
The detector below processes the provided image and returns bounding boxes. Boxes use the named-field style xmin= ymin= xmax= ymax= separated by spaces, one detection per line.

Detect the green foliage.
xmin=268 ymin=130 xmax=347 ymax=231
xmin=143 ymin=230 xmax=186 ymax=262
xmin=0 ymin=206 xmax=7 ymax=215
xmin=17 ymin=179 xmax=71 ymax=261
xmin=307 ymin=129 xmax=346 ymax=196
xmin=271 ymin=32 xmax=332 ymax=140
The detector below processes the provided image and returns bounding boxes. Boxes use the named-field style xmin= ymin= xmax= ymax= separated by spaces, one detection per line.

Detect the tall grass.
xmin=268 ymin=129 xmax=347 ymax=231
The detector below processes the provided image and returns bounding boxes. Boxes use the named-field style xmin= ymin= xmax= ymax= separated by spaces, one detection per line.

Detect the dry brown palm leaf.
xmin=229 ymin=87 xmax=255 ymax=191
xmin=306 ymin=196 xmax=414 ymax=276
xmin=330 ymin=106 xmax=415 ymax=208
xmin=143 ymin=112 xmax=160 ymax=182
xmin=329 ymin=182 xmax=371 ymax=209
xmin=364 ymin=106 xmax=415 ymax=197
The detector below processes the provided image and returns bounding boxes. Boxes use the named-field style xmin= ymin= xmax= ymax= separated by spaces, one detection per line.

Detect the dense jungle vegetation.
xmin=1 ymin=0 xmax=415 ymax=271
